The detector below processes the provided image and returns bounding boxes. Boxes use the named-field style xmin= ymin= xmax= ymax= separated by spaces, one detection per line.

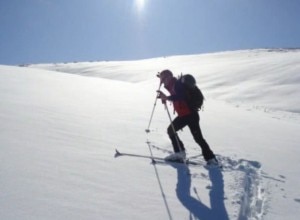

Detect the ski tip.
xmin=114 ymin=149 xmax=121 ymax=158
xmin=151 ymin=159 xmax=156 ymax=164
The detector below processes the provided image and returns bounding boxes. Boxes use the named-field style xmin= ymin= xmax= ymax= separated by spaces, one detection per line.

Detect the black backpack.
xmin=179 ymin=74 xmax=204 ymax=111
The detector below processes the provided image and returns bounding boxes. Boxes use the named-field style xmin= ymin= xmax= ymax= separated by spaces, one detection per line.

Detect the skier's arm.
xmin=167 ymin=82 xmax=185 ymax=101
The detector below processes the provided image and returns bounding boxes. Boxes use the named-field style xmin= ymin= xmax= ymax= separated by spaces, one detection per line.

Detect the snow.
xmin=1 ymin=49 xmax=300 ymax=220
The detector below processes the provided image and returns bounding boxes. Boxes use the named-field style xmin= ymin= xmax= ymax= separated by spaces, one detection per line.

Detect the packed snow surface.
xmin=1 ymin=49 xmax=300 ymax=220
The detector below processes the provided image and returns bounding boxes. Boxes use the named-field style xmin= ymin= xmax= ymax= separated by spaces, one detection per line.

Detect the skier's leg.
xmin=188 ymin=112 xmax=215 ymax=161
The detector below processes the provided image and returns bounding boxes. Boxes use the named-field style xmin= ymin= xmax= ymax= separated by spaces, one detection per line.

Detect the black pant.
xmin=167 ymin=111 xmax=215 ymax=161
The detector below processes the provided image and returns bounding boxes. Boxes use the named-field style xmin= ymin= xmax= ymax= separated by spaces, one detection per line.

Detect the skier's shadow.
xmin=171 ymin=164 xmax=229 ymax=220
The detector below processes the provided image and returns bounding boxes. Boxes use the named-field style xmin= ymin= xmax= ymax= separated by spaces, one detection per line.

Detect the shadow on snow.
xmin=171 ymin=163 xmax=229 ymax=220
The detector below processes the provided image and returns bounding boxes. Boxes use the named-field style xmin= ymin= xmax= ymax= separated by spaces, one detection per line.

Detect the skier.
xmin=157 ymin=69 xmax=218 ymax=165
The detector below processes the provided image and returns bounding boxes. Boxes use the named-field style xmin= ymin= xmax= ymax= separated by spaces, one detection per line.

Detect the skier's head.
xmin=158 ymin=69 xmax=173 ymax=86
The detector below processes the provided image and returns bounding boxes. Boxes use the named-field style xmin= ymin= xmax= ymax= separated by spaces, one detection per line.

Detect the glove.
xmin=157 ymin=90 xmax=167 ymax=104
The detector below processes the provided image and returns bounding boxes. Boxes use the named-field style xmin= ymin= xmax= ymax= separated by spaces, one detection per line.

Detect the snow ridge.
xmin=30 ymin=49 xmax=300 ymax=116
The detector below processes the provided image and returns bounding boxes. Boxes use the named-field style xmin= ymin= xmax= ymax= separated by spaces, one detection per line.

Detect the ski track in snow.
xmin=220 ymin=157 xmax=265 ymax=220
xmin=149 ymin=141 xmax=266 ymax=220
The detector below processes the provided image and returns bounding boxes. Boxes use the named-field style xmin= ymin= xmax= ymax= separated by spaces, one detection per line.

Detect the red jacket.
xmin=165 ymin=78 xmax=191 ymax=117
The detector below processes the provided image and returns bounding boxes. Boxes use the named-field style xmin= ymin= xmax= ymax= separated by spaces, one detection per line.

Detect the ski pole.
xmin=164 ymin=103 xmax=185 ymax=152
xmin=145 ymin=82 xmax=162 ymax=133
xmin=164 ymin=104 xmax=190 ymax=173
xmin=146 ymin=141 xmax=173 ymax=219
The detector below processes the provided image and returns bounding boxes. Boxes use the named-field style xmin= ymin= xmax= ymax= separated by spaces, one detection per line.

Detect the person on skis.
xmin=157 ymin=69 xmax=218 ymax=165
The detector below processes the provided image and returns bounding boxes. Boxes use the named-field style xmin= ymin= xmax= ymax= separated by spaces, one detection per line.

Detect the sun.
xmin=136 ymin=0 xmax=146 ymax=11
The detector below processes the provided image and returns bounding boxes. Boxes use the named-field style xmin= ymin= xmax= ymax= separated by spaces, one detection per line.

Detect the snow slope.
xmin=1 ymin=49 xmax=300 ymax=220
xmin=32 ymin=49 xmax=300 ymax=115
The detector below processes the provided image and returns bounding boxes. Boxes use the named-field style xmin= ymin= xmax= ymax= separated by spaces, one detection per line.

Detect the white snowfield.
xmin=1 ymin=49 xmax=300 ymax=220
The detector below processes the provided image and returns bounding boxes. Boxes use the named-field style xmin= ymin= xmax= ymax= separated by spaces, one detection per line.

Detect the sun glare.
xmin=136 ymin=0 xmax=146 ymax=11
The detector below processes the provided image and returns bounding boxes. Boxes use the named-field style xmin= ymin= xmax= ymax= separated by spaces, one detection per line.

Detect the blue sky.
xmin=1 ymin=0 xmax=300 ymax=65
